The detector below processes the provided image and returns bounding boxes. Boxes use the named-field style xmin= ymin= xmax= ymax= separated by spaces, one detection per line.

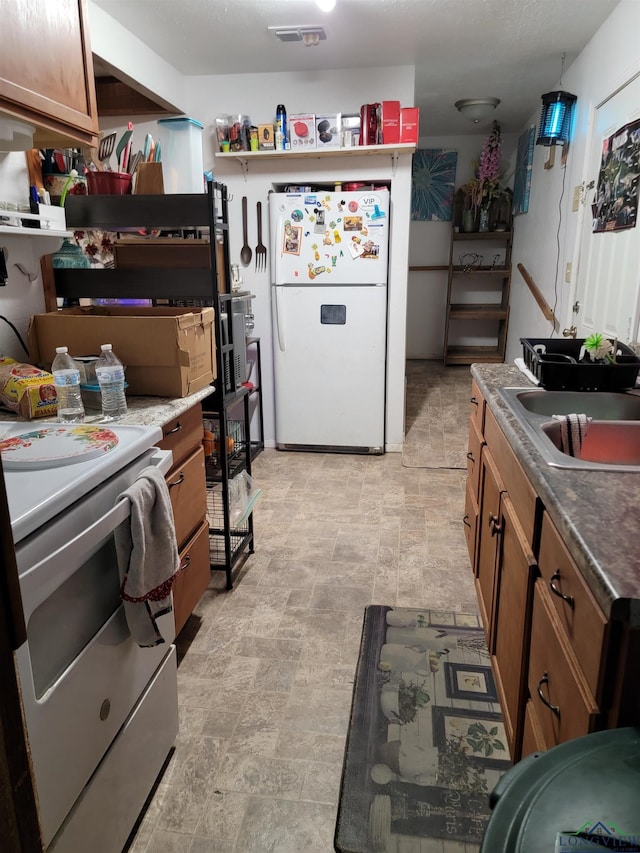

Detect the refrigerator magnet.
xmin=349 ymin=241 xmax=364 ymax=259
xmin=283 ymin=226 xmax=301 ymax=255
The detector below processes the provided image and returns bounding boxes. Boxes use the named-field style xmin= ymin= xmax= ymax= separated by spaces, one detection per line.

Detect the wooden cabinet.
xmin=470 ymin=401 xmax=537 ymax=757
xmin=158 ymin=403 xmax=209 ymax=635
xmin=443 ymin=231 xmax=512 ymax=365
xmin=467 ymin=381 xmax=640 ymax=761
xmin=0 ymin=0 xmax=99 ymax=147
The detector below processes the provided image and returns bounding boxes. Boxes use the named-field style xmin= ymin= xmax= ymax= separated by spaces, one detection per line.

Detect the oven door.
xmin=14 ymin=448 xmax=175 ymax=847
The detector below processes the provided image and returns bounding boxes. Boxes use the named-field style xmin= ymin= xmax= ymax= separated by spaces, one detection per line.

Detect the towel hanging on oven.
xmin=115 ymin=465 xmax=180 ymax=647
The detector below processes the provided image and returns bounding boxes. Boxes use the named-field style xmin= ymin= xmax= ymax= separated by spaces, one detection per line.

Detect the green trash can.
xmin=481 ymin=728 xmax=640 ymax=851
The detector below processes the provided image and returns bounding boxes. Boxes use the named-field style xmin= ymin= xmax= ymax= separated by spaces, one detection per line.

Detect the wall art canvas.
xmin=411 ymin=149 xmax=457 ymax=221
xmin=592 ymin=117 xmax=640 ymax=232
xmin=513 ymin=126 xmax=535 ymax=216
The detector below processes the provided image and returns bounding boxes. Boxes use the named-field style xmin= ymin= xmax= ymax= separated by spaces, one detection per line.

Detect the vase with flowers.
xmin=459 ymin=121 xmax=511 ymax=232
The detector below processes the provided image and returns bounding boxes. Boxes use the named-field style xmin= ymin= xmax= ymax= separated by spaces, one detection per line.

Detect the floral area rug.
xmin=335 ymin=606 xmax=510 ymax=852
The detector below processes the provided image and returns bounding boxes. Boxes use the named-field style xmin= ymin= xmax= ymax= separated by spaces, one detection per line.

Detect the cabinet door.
xmin=166 ymin=445 xmax=207 ymax=549
xmin=469 ymin=379 xmax=485 ymax=433
xmin=528 ymin=581 xmax=599 ymax=749
xmin=538 ymin=511 xmax=608 ymax=701
xmin=492 ymin=494 xmax=536 ymax=759
xmin=466 ymin=416 xmax=484 ymax=502
xmin=463 ymin=478 xmax=478 ymax=570
xmin=158 ymin=403 xmax=204 ymax=468
xmin=521 ymin=699 xmax=547 ymax=758
xmin=0 ymin=0 xmax=98 ymax=146
xmin=172 ymin=520 xmax=210 ymax=636
xmin=475 ymin=448 xmax=504 ymax=645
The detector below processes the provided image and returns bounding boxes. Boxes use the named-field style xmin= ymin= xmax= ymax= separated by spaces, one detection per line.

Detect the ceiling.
xmin=91 ymin=0 xmax=620 ymax=135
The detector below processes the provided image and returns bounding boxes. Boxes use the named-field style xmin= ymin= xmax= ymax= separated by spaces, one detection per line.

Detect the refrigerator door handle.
xmin=274 ymin=286 xmax=286 ymax=351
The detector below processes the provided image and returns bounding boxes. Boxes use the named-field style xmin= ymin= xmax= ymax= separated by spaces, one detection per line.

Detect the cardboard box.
xmin=400 ymin=107 xmax=420 ymax=144
xmin=258 ymin=124 xmax=275 ymax=150
xmin=289 ymin=114 xmax=316 ymax=149
xmin=381 ymin=101 xmax=401 ymax=144
xmin=315 ymin=113 xmax=341 ymax=149
xmin=28 ymin=306 xmax=216 ymax=398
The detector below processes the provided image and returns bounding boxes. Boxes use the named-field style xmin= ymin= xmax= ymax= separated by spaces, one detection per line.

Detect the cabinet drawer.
xmin=528 ymin=581 xmax=599 ymax=749
xmin=463 ymin=477 xmax=478 ymax=570
xmin=172 ymin=520 xmax=210 ymax=636
xmin=484 ymin=407 xmax=537 ymax=545
xmin=469 ymin=379 xmax=485 ymax=432
xmin=538 ymin=511 xmax=608 ymax=701
xmin=158 ymin=403 xmax=204 ymax=467
xmin=166 ymin=445 xmax=207 ymax=548
xmin=521 ymin=699 xmax=547 ymax=758
xmin=466 ymin=416 xmax=484 ymax=500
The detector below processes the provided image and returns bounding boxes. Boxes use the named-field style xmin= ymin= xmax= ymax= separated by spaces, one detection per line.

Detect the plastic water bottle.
xmin=51 ymin=346 xmax=85 ymax=423
xmin=95 ymin=344 xmax=127 ymax=421
xmin=276 ymin=104 xmax=287 ymax=150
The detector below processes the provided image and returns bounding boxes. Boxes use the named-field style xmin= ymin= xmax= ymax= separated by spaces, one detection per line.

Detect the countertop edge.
xmin=471 ymin=364 xmax=640 ymax=625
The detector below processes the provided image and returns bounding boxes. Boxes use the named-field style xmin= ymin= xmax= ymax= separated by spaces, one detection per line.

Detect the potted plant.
xmin=458 ymin=121 xmax=512 ymax=232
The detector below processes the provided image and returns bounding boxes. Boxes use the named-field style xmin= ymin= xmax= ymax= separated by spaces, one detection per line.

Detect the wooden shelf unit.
xmin=443 ymin=228 xmax=513 ymax=366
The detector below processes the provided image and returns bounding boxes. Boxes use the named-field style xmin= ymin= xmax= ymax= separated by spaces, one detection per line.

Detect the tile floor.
xmin=127 ymin=361 xmax=480 ymax=853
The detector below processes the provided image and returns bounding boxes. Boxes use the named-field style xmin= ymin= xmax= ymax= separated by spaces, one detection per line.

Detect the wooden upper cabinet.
xmin=0 ymin=0 xmax=99 ymax=147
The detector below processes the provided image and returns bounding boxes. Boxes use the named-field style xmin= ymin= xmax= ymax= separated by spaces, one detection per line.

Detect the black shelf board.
xmin=53 ymin=267 xmax=214 ymax=300
xmin=64 ymin=193 xmax=211 ymax=230
xmin=452 ymin=230 xmax=512 ymax=241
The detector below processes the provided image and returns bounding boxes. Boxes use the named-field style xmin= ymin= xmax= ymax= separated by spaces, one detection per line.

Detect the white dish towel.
xmin=115 ymin=465 xmax=180 ymax=647
xmin=552 ymin=413 xmax=592 ymax=457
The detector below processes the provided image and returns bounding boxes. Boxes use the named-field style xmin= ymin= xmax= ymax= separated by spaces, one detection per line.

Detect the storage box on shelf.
xmin=48 ymin=182 xmax=256 ymax=595
xmin=28 ymin=305 xmax=215 ymax=397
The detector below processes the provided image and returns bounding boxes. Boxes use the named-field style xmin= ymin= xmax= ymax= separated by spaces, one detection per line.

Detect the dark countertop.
xmin=471 ymin=364 xmax=640 ymax=626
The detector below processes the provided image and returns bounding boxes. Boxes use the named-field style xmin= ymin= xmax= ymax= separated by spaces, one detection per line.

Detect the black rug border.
xmin=334 ymin=605 xmax=501 ymax=853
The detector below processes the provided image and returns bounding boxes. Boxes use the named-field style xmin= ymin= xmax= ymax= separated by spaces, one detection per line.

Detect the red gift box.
xmin=381 ymin=101 xmax=401 ymax=144
xmin=400 ymin=107 xmax=420 ymax=144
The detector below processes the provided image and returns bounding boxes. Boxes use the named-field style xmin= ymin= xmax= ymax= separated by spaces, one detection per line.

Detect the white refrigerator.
xmin=269 ymin=188 xmax=389 ymax=453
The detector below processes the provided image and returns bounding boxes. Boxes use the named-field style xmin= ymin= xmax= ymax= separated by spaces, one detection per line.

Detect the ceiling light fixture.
xmin=269 ymin=25 xmax=327 ymax=45
xmin=315 ymin=0 xmax=336 ymax=11
xmin=454 ymin=97 xmax=500 ymax=123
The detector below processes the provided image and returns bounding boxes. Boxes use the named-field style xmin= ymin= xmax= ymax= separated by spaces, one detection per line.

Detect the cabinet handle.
xmin=179 ymin=553 xmax=192 ymax=572
xmin=466 ymin=451 xmax=475 ymax=462
xmin=166 ymin=421 xmax=183 ymax=435
xmin=549 ymin=569 xmax=575 ymax=609
xmin=168 ymin=472 xmax=185 ymax=488
xmin=536 ymin=672 xmax=560 ymax=717
xmin=463 ymin=514 xmax=471 ymax=528
xmin=489 ymin=513 xmax=502 ymax=536
xmin=470 ymin=396 xmax=479 ymax=407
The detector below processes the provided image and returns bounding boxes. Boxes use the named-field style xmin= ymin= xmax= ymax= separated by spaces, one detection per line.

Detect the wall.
xmin=506 ymin=0 xmax=640 ymax=363
xmin=406 ymin=133 xmax=517 ymax=358
xmin=0 ymin=154 xmax=53 ymax=361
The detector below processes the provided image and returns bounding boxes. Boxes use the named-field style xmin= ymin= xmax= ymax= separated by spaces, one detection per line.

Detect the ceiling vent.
xmin=269 ymin=26 xmax=327 ymax=44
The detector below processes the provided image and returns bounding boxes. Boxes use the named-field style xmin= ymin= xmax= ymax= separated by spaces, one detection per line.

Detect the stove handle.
xmin=18 ymin=450 xmax=173 ymax=617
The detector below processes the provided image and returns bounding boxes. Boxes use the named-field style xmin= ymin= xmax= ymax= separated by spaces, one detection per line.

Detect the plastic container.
xmin=51 ymin=346 xmax=84 ymax=423
xmin=156 ymin=117 xmax=204 ymax=193
xmin=95 ymin=344 xmax=127 ymax=421
xmin=86 ymin=171 xmax=132 ymax=195
xmin=521 ymin=337 xmax=640 ymax=391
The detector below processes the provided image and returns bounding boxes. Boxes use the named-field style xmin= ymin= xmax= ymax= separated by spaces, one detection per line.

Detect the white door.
xmin=573 ymin=72 xmax=640 ymax=342
xmin=272 ymin=283 xmax=387 ymax=449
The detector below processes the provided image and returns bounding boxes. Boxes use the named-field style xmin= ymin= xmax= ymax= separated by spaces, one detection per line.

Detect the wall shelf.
xmin=215 ymin=143 xmax=416 ymax=161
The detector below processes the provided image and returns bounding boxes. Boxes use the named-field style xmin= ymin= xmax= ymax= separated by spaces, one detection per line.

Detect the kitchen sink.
xmin=506 ymin=389 xmax=640 ymax=420
xmin=498 ymin=387 xmax=640 ymax=471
